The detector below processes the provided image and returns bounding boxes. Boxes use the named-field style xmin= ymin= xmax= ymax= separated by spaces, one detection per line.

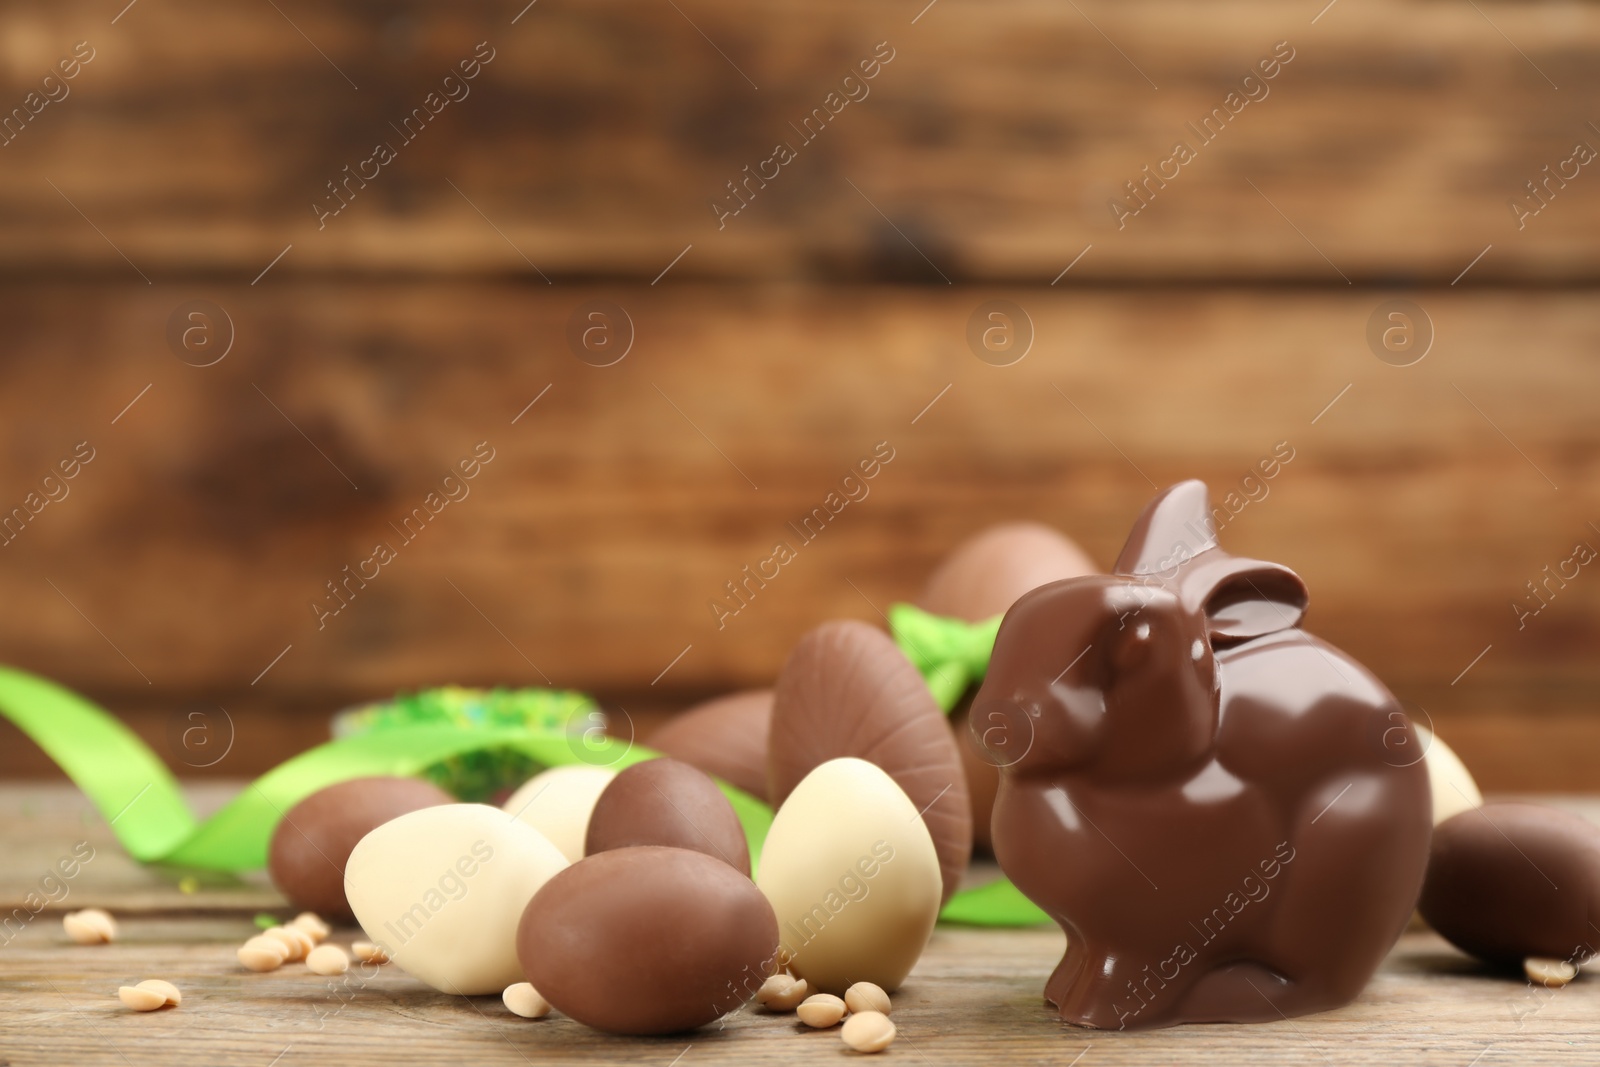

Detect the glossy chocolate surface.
xmin=585 ymin=757 xmax=751 ymax=876
xmin=770 ymin=619 xmax=972 ymax=905
xmin=1420 ymin=802 xmax=1600 ymax=967
xmin=518 ymin=845 xmax=778 ymax=1035
xmin=267 ymin=776 xmax=453 ymax=921
xmin=647 ymin=689 xmax=772 ymax=801
xmin=975 ymin=481 xmax=1431 ymax=1029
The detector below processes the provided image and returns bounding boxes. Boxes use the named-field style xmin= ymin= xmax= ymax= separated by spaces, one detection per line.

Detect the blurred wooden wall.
xmin=1 ymin=1 xmax=1597 ymax=789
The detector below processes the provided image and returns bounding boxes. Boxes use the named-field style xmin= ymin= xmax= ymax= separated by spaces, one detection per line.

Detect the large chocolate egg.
xmin=646 ymin=690 xmax=772 ymax=801
xmin=769 ymin=620 xmax=971 ymax=905
xmin=518 ymin=846 xmax=778 ymax=1034
xmin=585 ymin=758 xmax=750 ymax=876
xmin=1420 ymin=802 xmax=1600 ymax=967
xmin=267 ymin=776 xmax=453 ymax=921
xmin=918 ymin=522 xmax=1097 ymax=623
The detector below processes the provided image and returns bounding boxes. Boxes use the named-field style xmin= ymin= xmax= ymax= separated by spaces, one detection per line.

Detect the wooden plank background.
xmin=2 ymin=0 xmax=1598 ymax=282
xmin=0 ymin=0 xmax=1597 ymax=789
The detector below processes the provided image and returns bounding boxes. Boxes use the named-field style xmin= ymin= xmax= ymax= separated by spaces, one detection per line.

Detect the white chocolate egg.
xmin=1415 ymin=723 xmax=1483 ymax=826
xmin=344 ymin=804 xmax=567 ymax=995
xmin=755 ymin=758 xmax=942 ymax=995
xmin=501 ymin=765 xmax=617 ymax=862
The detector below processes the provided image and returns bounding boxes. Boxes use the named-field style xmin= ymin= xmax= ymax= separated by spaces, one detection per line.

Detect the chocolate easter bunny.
xmin=975 ymin=481 xmax=1431 ymax=1029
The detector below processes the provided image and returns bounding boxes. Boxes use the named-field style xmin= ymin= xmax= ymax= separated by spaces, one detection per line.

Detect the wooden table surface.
xmin=3 ymin=783 xmax=1596 ymax=1065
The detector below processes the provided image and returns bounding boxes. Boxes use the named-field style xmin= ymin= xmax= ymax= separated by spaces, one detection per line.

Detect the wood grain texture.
xmin=1 ymin=1 xmax=1597 ymax=282
xmin=0 ymin=281 xmax=1596 ymax=786
xmin=4 ymin=784 xmax=1599 ymax=1065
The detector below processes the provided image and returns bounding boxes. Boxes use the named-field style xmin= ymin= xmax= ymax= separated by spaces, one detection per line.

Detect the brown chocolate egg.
xmin=585 ymin=758 xmax=751 ymax=876
xmin=769 ymin=620 xmax=972 ymax=906
xmin=918 ymin=522 xmax=1097 ymax=623
xmin=646 ymin=690 xmax=772 ymax=801
xmin=267 ymin=776 xmax=453 ymax=921
xmin=1420 ymin=802 xmax=1600 ymax=968
xmin=517 ymin=846 xmax=779 ymax=1034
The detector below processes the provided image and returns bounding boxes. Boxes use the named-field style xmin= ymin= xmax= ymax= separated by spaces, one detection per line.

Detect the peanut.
xmin=306 ymin=944 xmax=350 ymax=976
xmin=796 ymin=993 xmax=847 ymax=1028
xmin=502 ymin=982 xmax=551 ymax=1019
xmin=63 ymin=908 xmax=117 ymax=944
xmin=263 ymin=925 xmax=312 ymax=962
xmin=1525 ymin=956 xmax=1579 ymax=988
xmin=238 ymin=935 xmax=289 ymax=972
xmin=136 ymin=979 xmax=181 ymax=1007
xmin=756 ymin=974 xmax=809 ymax=1012
xmin=841 ymin=1010 xmax=895 ymax=1053
xmin=352 ymin=941 xmax=389 ymax=964
xmin=117 ymin=984 xmax=170 ymax=1012
xmin=290 ymin=912 xmax=330 ymax=944
xmin=844 ymin=981 xmax=891 ymax=1015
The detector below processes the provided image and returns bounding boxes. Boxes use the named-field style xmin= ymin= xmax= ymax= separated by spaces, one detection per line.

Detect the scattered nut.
xmin=63 ymin=908 xmax=117 ymax=944
xmin=756 ymin=974 xmax=809 ymax=1012
xmin=352 ymin=941 xmax=388 ymax=965
xmin=136 ymin=979 xmax=181 ymax=1007
xmin=290 ymin=912 xmax=330 ymax=944
xmin=117 ymin=984 xmax=170 ymax=1012
xmin=842 ymin=1010 xmax=896 ymax=1053
xmin=1526 ymin=956 xmax=1579 ymax=988
xmin=796 ymin=993 xmax=847 ymax=1029
xmin=503 ymin=982 xmax=551 ymax=1019
xmin=844 ymin=981 xmax=891 ymax=1016
xmin=306 ymin=944 xmax=350 ymax=976
xmin=238 ymin=942 xmax=286 ymax=972
xmin=263 ymin=925 xmax=312 ymax=962
xmin=241 ymin=940 xmax=289 ymax=966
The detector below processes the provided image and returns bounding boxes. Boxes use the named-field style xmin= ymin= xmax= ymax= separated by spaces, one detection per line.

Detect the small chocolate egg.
xmin=647 ymin=690 xmax=772 ymax=801
xmin=585 ymin=758 xmax=750 ymax=876
xmin=769 ymin=620 xmax=971 ymax=905
xmin=345 ymin=803 xmax=568 ymax=995
xmin=757 ymin=758 xmax=942 ymax=995
xmin=1420 ymin=802 xmax=1600 ymax=967
xmin=918 ymin=522 xmax=1098 ymax=623
xmin=267 ymin=776 xmax=453 ymax=921
xmin=518 ymin=846 xmax=779 ymax=1034
xmin=502 ymin=765 xmax=616 ymax=863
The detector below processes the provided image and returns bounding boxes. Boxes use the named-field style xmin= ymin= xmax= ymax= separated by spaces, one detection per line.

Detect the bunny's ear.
xmin=1114 ymin=480 xmax=1218 ymax=577
xmin=1113 ymin=479 xmax=1308 ymax=641
xmin=1188 ymin=554 xmax=1308 ymax=642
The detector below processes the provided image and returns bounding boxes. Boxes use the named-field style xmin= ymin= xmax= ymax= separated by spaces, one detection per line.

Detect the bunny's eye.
xmin=1111 ymin=620 xmax=1153 ymax=672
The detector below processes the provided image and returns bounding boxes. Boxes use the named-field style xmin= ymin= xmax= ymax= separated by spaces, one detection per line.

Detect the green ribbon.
xmin=0 ymin=664 xmax=1045 ymax=925
xmin=888 ymin=603 xmax=1002 ymax=712
xmin=938 ymin=876 xmax=1049 ymax=926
